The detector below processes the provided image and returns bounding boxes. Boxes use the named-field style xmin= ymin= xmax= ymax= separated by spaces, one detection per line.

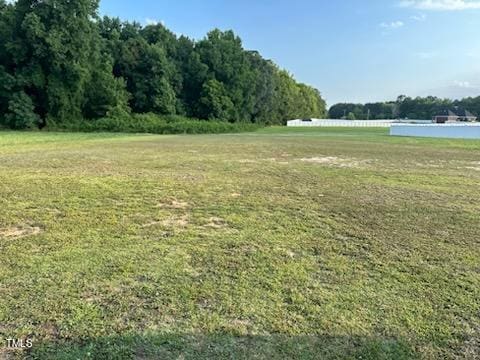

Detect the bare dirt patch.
xmin=237 ymin=158 xmax=290 ymax=165
xmin=41 ymin=322 xmax=60 ymax=338
xmin=170 ymin=200 xmax=189 ymax=209
xmin=300 ymin=156 xmax=366 ymax=168
xmin=204 ymin=217 xmax=228 ymax=229
xmin=161 ymin=215 xmax=189 ymax=228
xmin=142 ymin=215 xmax=189 ymax=229
xmin=141 ymin=220 xmax=162 ymax=228
xmin=0 ymin=225 xmax=42 ymax=239
xmin=261 ymin=158 xmax=290 ymax=165
xmin=465 ymin=166 xmax=480 ymax=171
xmin=156 ymin=199 xmax=190 ymax=209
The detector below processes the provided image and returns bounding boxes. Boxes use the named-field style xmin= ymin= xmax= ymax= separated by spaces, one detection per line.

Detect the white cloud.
xmin=145 ymin=18 xmax=165 ymax=26
xmin=454 ymin=80 xmax=474 ymax=88
xmin=420 ymin=80 xmax=480 ymax=99
xmin=380 ymin=20 xmax=405 ymax=28
xmin=400 ymin=0 xmax=480 ymax=11
xmin=411 ymin=14 xmax=427 ymax=20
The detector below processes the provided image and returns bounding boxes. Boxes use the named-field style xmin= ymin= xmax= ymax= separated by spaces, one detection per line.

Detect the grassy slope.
xmin=0 ymin=128 xmax=479 ymax=359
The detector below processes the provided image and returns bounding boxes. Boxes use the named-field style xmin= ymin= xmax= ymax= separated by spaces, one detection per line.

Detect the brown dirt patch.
xmin=262 ymin=158 xmax=290 ymax=165
xmin=156 ymin=199 xmax=190 ymax=209
xmin=204 ymin=217 xmax=228 ymax=229
xmin=161 ymin=215 xmax=189 ymax=228
xmin=171 ymin=200 xmax=189 ymax=209
xmin=300 ymin=156 xmax=366 ymax=168
xmin=142 ymin=215 xmax=189 ymax=229
xmin=41 ymin=322 xmax=60 ymax=338
xmin=0 ymin=225 xmax=42 ymax=240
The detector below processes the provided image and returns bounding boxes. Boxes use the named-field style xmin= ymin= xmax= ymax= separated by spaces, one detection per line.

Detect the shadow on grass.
xmin=24 ymin=333 xmax=417 ymax=360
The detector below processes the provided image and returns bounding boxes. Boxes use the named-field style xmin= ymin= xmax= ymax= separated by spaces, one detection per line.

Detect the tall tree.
xmin=197 ymin=79 xmax=235 ymax=120
xmin=2 ymin=0 xmax=129 ymax=127
xmin=196 ymin=30 xmax=257 ymax=122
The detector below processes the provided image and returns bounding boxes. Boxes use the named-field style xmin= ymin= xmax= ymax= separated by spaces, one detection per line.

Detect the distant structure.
xmin=286 ymin=118 xmax=432 ymax=128
xmin=286 ymin=118 xmax=396 ymax=127
xmin=391 ymin=123 xmax=480 ymax=139
xmin=434 ymin=109 xmax=477 ymax=123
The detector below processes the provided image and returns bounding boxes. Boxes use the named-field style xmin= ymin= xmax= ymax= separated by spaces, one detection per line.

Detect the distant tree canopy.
xmin=329 ymin=96 xmax=480 ymax=120
xmin=0 ymin=0 xmax=326 ymax=129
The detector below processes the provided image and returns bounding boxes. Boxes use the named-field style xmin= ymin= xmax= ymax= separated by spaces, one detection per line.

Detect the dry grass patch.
xmin=156 ymin=198 xmax=190 ymax=209
xmin=142 ymin=215 xmax=190 ymax=229
xmin=0 ymin=224 xmax=42 ymax=239
xmin=161 ymin=215 xmax=190 ymax=228
xmin=300 ymin=156 xmax=370 ymax=168
xmin=203 ymin=217 xmax=229 ymax=229
xmin=465 ymin=165 xmax=480 ymax=171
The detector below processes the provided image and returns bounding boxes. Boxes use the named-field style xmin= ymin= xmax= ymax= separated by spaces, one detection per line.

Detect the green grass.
xmin=0 ymin=128 xmax=479 ymax=359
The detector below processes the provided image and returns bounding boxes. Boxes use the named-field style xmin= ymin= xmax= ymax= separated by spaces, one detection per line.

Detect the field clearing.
xmin=0 ymin=127 xmax=479 ymax=359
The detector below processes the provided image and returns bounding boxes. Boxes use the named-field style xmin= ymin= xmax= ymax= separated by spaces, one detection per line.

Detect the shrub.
xmin=47 ymin=113 xmax=261 ymax=135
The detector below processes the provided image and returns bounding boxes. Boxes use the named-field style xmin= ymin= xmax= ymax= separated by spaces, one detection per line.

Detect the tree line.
xmin=329 ymin=96 xmax=480 ymax=120
xmin=0 ymin=0 xmax=327 ymax=130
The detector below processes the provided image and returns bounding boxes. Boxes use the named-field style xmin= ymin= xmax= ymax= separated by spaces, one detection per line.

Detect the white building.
xmin=391 ymin=123 xmax=480 ymax=139
xmin=287 ymin=119 xmax=397 ymax=128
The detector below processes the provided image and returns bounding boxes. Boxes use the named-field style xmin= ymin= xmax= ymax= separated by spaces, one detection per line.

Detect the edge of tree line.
xmin=328 ymin=95 xmax=480 ymax=121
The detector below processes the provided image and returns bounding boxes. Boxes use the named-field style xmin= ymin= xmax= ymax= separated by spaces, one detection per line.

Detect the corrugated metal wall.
xmin=390 ymin=124 xmax=480 ymax=139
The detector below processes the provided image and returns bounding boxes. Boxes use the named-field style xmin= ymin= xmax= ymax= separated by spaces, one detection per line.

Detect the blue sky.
xmin=99 ymin=0 xmax=480 ymax=105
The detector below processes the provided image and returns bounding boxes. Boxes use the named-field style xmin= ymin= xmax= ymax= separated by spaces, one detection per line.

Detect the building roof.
xmin=454 ymin=109 xmax=476 ymax=118
xmin=436 ymin=110 xmax=458 ymax=117
xmin=436 ymin=109 xmax=477 ymax=118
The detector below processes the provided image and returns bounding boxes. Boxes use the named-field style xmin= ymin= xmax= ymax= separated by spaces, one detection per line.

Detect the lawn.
xmin=0 ymin=127 xmax=479 ymax=359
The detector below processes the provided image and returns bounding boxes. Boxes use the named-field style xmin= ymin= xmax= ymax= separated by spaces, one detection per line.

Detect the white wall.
xmin=390 ymin=124 xmax=480 ymax=139
xmin=287 ymin=119 xmax=433 ymax=128
xmin=287 ymin=119 xmax=396 ymax=127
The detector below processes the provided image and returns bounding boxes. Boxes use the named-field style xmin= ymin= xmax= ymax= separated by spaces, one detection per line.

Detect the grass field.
xmin=0 ymin=127 xmax=479 ymax=359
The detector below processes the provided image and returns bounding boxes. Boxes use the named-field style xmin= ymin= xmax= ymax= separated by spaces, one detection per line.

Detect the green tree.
xmin=5 ymin=91 xmax=40 ymax=129
xmin=113 ymin=33 xmax=176 ymax=114
xmin=82 ymin=60 xmax=130 ymax=119
xmin=174 ymin=35 xmax=208 ymax=116
xmin=246 ymin=51 xmax=278 ymax=123
xmin=3 ymin=0 xmax=129 ymax=125
xmin=196 ymin=30 xmax=257 ymax=122
xmin=198 ymin=79 xmax=235 ymax=121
